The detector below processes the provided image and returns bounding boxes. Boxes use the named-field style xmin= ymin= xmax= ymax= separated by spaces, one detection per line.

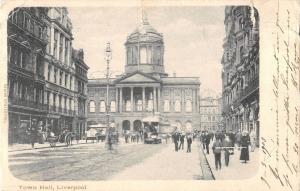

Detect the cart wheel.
xmin=50 ymin=142 xmax=54 ymax=147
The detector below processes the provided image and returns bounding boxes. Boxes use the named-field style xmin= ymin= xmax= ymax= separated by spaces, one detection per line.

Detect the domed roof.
xmin=126 ymin=12 xmax=163 ymax=44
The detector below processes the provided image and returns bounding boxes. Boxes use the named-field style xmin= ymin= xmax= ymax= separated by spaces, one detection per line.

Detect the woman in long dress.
xmin=240 ymin=131 xmax=250 ymax=163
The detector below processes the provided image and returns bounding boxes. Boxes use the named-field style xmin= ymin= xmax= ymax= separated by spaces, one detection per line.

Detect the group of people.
xmin=172 ymin=132 xmax=193 ymax=153
xmin=204 ymin=130 xmax=256 ymax=170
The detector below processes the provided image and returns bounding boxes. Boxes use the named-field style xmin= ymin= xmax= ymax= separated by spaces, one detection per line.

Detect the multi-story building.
xmin=7 ymin=8 xmax=48 ymax=144
xmin=221 ymin=6 xmax=259 ymax=140
xmin=200 ymin=97 xmax=222 ymax=132
xmin=43 ymin=8 xmax=76 ymax=135
xmin=87 ymin=14 xmax=200 ymax=133
xmin=73 ymin=49 xmax=89 ymax=139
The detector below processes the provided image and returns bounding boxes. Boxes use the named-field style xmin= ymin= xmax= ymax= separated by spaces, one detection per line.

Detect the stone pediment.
xmin=117 ymin=72 xmax=160 ymax=83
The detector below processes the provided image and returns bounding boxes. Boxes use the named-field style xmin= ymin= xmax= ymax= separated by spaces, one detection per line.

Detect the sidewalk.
xmin=110 ymin=141 xmax=203 ymax=180
xmin=202 ymin=142 xmax=259 ymax=180
xmin=8 ymin=136 xmax=145 ymax=152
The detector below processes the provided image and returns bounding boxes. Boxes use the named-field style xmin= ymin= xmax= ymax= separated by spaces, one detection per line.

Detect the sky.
xmin=68 ymin=6 xmax=225 ymax=97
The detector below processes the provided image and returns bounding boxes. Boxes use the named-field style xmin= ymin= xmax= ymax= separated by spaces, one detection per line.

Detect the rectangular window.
xmin=70 ymin=76 xmax=72 ymax=90
xmin=59 ymin=71 xmax=63 ymax=85
xmin=59 ymin=36 xmax=63 ymax=61
xmin=65 ymin=74 xmax=68 ymax=87
xmin=46 ymin=27 xmax=50 ymax=54
xmin=54 ymin=69 xmax=57 ymax=83
xmin=54 ymin=30 xmax=58 ymax=58
xmin=65 ymin=39 xmax=68 ymax=64
xmin=48 ymin=65 xmax=51 ymax=81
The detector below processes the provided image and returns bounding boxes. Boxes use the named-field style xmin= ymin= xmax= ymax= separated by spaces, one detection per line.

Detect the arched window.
xmin=240 ymin=46 xmax=244 ymax=62
xmin=100 ymin=101 xmax=106 ymax=112
xmin=136 ymin=100 xmax=142 ymax=111
xmin=164 ymin=100 xmax=170 ymax=112
xmin=147 ymin=100 xmax=153 ymax=112
xmin=89 ymin=101 xmax=95 ymax=113
xmin=110 ymin=101 xmax=116 ymax=112
xmin=186 ymin=100 xmax=192 ymax=112
xmin=126 ymin=100 xmax=131 ymax=112
xmin=175 ymin=100 xmax=181 ymax=112
xmin=186 ymin=121 xmax=192 ymax=131
xmin=140 ymin=47 xmax=147 ymax=64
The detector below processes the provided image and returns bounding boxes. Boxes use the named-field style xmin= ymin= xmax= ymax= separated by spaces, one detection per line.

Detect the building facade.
xmin=87 ymin=14 xmax=200 ymax=133
xmin=200 ymin=97 xmax=222 ymax=132
xmin=221 ymin=6 xmax=259 ymax=139
xmin=43 ymin=7 xmax=76 ymax=136
xmin=7 ymin=7 xmax=88 ymax=144
xmin=73 ymin=49 xmax=89 ymax=139
xmin=7 ymin=8 xmax=48 ymax=144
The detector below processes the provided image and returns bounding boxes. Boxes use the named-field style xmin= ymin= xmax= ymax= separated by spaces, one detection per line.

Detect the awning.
xmin=88 ymin=123 xmax=106 ymax=128
xmin=142 ymin=116 xmax=160 ymax=123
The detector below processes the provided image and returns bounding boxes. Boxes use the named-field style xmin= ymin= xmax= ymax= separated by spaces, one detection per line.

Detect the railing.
xmin=222 ymin=103 xmax=231 ymax=114
xmin=35 ymin=74 xmax=45 ymax=81
xmin=8 ymin=64 xmax=34 ymax=77
xmin=68 ymin=109 xmax=75 ymax=116
xmin=240 ymin=77 xmax=259 ymax=99
xmin=9 ymin=97 xmax=47 ymax=111
xmin=50 ymin=105 xmax=56 ymax=112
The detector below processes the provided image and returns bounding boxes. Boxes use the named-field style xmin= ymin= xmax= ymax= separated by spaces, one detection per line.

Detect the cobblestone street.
xmin=8 ymin=140 xmax=212 ymax=181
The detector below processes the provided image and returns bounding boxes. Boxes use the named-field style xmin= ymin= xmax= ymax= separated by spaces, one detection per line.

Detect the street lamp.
xmin=105 ymin=42 xmax=112 ymax=144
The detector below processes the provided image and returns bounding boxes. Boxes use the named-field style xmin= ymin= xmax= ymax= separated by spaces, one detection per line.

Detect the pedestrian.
xmin=229 ymin=130 xmax=236 ymax=147
xmin=212 ymin=138 xmax=222 ymax=170
xmin=172 ymin=132 xmax=179 ymax=151
xmin=205 ymin=132 xmax=211 ymax=154
xmin=186 ymin=135 xmax=192 ymax=153
xmin=29 ymin=125 xmax=38 ymax=149
xmin=125 ymin=133 xmax=129 ymax=143
xmin=107 ymin=134 xmax=113 ymax=150
xmin=179 ymin=133 xmax=185 ymax=150
xmin=250 ymin=130 xmax=256 ymax=152
xmin=201 ymin=132 xmax=206 ymax=150
xmin=240 ymin=131 xmax=250 ymax=163
xmin=235 ymin=130 xmax=242 ymax=150
xmin=223 ymin=134 xmax=232 ymax=167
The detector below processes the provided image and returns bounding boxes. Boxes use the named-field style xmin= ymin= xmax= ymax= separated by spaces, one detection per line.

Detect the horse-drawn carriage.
xmin=85 ymin=127 xmax=106 ymax=143
xmin=46 ymin=130 xmax=75 ymax=147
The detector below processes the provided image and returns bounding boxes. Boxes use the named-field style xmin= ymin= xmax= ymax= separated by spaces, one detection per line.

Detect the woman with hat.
xmin=240 ymin=130 xmax=250 ymax=163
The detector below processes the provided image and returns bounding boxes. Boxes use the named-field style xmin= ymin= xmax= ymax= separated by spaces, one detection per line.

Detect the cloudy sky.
xmin=68 ymin=6 xmax=225 ymax=97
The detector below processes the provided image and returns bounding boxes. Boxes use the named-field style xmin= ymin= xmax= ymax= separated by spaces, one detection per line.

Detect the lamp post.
xmin=105 ymin=42 xmax=112 ymax=147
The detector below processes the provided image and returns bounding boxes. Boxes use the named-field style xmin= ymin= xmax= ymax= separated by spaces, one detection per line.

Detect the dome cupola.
xmin=125 ymin=10 xmax=167 ymax=77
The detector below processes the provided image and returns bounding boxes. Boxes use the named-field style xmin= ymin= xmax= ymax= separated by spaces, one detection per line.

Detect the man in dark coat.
xmin=240 ymin=131 xmax=250 ymax=163
xmin=186 ymin=135 xmax=192 ymax=153
xmin=173 ymin=132 xmax=179 ymax=151
xmin=201 ymin=132 xmax=206 ymax=150
xmin=205 ymin=132 xmax=211 ymax=154
xmin=178 ymin=133 xmax=185 ymax=150
xmin=212 ymin=138 xmax=222 ymax=170
xmin=29 ymin=125 xmax=37 ymax=149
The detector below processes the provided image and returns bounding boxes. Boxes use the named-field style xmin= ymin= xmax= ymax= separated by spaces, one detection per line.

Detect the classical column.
xmin=115 ymin=88 xmax=118 ymax=112
xmin=157 ymin=87 xmax=161 ymax=112
xmin=142 ymin=87 xmax=145 ymax=112
xmin=119 ymin=88 xmax=123 ymax=113
xmin=130 ymin=87 xmax=134 ymax=112
xmin=153 ymin=87 xmax=157 ymax=112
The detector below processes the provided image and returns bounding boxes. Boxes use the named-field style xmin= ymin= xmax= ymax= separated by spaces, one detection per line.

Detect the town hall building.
xmin=87 ymin=14 xmax=201 ymax=133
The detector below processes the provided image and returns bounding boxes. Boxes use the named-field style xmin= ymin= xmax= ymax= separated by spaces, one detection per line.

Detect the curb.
xmin=198 ymin=142 xmax=215 ymax=180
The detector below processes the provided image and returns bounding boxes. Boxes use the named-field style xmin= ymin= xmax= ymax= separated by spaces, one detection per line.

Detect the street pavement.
xmin=8 ymin=141 xmax=165 ymax=180
xmin=201 ymin=141 xmax=259 ymax=179
xmin=8 ymin=139 xmax=212 ymax=181
xmin=111 ymin=140 xmax=204 ymax=180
